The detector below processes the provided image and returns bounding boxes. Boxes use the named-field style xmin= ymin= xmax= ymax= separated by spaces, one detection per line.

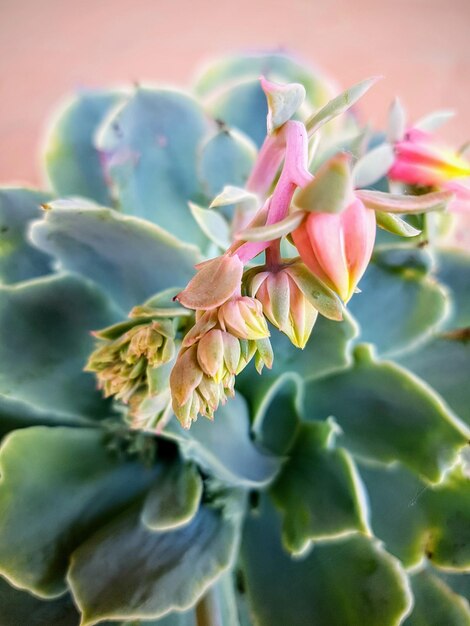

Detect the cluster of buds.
xmin=87 ymin=73 xmax=462 ymax=431
xmin=86 ymin=292 xmax=189 ymax=430
xmin=170 ymin=292 xmax=272 ymax=428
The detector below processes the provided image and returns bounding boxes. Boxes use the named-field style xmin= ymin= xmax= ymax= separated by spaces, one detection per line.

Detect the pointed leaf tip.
xmin=306 ymin=76 xmax=381 ymax=136
xmin=260 ymin=76 xmax=306 ymax=135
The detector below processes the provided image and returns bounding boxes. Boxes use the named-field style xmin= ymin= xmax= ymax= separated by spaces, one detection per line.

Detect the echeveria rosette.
xmin=0 ymin=52 xmax=469 ymax=626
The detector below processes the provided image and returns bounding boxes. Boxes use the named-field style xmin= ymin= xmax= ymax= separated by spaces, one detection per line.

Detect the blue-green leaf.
xmin=361 ymin=460 xmax=470 ymax=570
xmin=96 ymin=88 xmax=211 ymax=246
xmin=0 ymin=426 xmax=160 ymax=597
xmin=303 ymin=345 xmax=467 ymax=481
xmin=30 ymin=203 xmax=200 ymax=313
xmin=68 ymin=494 xmax=244 ymax=625
xmin=398 ymin=335 xmax=470 ymax=427
xmin=404 ymin=568 xmax=470 ymax=626
xmin=348 ymin=251 xmax=448 ymax=357
xmin=198 ymin=128 xmax=256 ymax=199
xmin=0 ymin=577 xmax=80 ymax=626
xmin=246 ymin=311 xmax=357 ymax=383
xmin=240 ymin=497 xmax=412 ymax=626
xmin=270 ymin=420 xmax=368 ymax=554
xmin=0 ymin=188 xmax=53 ymax=284
xmin=44 ymin=89 xmax=122 ymax=204
xmin=0 ymin=273 xmax=120 ymax=419
xmin=434 ymin=249 xmax=470 ymax=331
xmin=141 ymin=461 xmax=203 ymax=531
xmin=163 ymin=393 xmax=280 ymax=488
xmin=197 ymin=51 xmax=336 ymax=147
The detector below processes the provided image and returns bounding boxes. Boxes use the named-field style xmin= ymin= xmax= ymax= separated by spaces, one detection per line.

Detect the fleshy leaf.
xmin=404 ymin=568 xmax=470 ymax=626
xmin=353 ymin=142 xmax=395 ymax=188
xmin=44 ymin=89 xmax=122 ymax=204
xmin=195 ymin=52 xmax=335 ymax=147
xmin=210 ymin=185 xmax=258 ymax=210
xmin=198 ymin=128 xmax=256 ymax=199
xmin=303 ymin=345 xmax=468 ymax=481
xmin=270 ymin=420 xmax=368 ymax=554
xmin=188 ymin=203 xmax=231 ymax=250
xmin=96 ymin=87 xmax=211 ymax=245
xmin=0 ymin=577 xmax=80 ymax=626
xmin=141 ymin=461 xmax=203 ymax=531
xmin=356 ymin=189 xmax=453 ymax=213
xmin=294 ymin=152 xmax=353 ymax=214
xmin=0 ymin=426 xmax=160 ymax=597
xmin=163 ymin=393 xmax=280 ymax=488
xmin=434 ymin=249 xmax=470 ymax=331
xmin=0 ymin=394 xmax=88 ymax=440
xmin=361 ymin=460 xmax=470 ymax=569
xmin=375 ymin=211 xmax=422 ymax=237
xmin=0 ymin=188 xmax=53 ymax=284
xmin=30 ymin=203 xmax=200 ymax=313
xmin=347 ymin=252 xmax=448 ymax=356
xmin=240 ymin=496 xmax=412 ymax=626
xmin=414 ymin=109 xmax=455 ymax=133
xmin=236 ymin=211 xmax=304 ymax=241
xmin=398 ymin=335 xmax=470 ymax=427
xmin=250 ymin=374 xmax=301 ymax=457
xmin=387 ymin=97 xmax=406 ymax=142
xmin=68 ymin=494 xmax=243 ymax=625
xmin=0 ymin=273 xmax=120 ymax=418
xmin=305 ymin=76 xmax=380 ymax=136
xmin=260 ymin=77 xmax=306 ymax=134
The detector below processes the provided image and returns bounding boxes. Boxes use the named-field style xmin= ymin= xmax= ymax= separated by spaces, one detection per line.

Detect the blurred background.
xmin=1 ymin=0 xmax=469 ymax=186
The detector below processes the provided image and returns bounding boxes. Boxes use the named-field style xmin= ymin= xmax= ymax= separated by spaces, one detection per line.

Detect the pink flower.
xmin=389 ymin=128 xmax=470 ymax=212
xmin=292 ymin=198 xmax=376 ymax=303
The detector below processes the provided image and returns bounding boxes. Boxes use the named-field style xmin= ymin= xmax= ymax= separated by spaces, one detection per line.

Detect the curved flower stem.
xmin=235 ymin=121 xmax=312 ymax=264
xmin=246 ymin=132 xmax=285 ymax=196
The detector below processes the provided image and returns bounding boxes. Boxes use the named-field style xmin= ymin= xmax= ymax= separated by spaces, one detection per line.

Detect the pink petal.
xmin=304 ymin=212 xmax=350 ymax=301
xmin=341 ymin=198 xmax=376 ymax=300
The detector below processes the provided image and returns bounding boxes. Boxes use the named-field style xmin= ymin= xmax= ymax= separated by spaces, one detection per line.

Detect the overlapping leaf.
xmin=96 ymin=88 xmax=210 ymax=246
xmin=240 ymin=497 xmax=412 ymax=626
xmin=361 ymin=460 xmax=470 ymax=569
xmin=303 ymin=345 xmax=467 ymax=481
xmin=68 ymin=493 xmax=244 ymax=625
xmin=163 ymin=393 xmax=280 ymax=488
xmin=0 ymin=426 xmax=160 ymax=597
xmin=0 ymin=273 xmax=120 ymax=418
xmin=30 ymin=203 xmax=200 ymax=313
xmin=0 ymin=188 xmax=53 ymax=284
xmin=347 ymin=249 xmax=448 ymax=357
xmin=43 ymin=89 xmax=122 ymax=204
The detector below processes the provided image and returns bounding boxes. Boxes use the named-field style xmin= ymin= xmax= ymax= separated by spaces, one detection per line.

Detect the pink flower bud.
xmin=218 ymin=296 xmax=270 ymax=340
xmin=389 ymin=128 xmax=470 ymax=188
xmin=252 ymin=269 xmax=318 ymax=349
xmin=292 ymin=198 xmax=376 ymax=302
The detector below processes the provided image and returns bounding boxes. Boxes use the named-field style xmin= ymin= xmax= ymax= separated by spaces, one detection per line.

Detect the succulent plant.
xmin=1 ymin=52 xmax=470 ymax=626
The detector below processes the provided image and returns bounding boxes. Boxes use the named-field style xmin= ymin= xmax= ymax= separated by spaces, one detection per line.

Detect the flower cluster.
xmin=170 ymin=297 xmax=272 ymax=428
xmin=87 ymin=74 xmax=462 ymax=430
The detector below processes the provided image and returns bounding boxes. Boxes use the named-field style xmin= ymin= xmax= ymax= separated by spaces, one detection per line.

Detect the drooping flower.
xmin=170 ymin=297 xmax=272 ymax=428
xmin=250 ymin=267 xmax=318 ymax=349
xmin=389 ymin=127 xmax=470 ymax=213
xmin=292 ymin=197 xmax=376 ymax=303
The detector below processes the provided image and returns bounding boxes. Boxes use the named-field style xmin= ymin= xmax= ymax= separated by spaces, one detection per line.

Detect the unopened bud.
xmin=218 ymin=296 xmax=270 ymax=340
xmin=251 ymin=268 xmax=318 ymax=349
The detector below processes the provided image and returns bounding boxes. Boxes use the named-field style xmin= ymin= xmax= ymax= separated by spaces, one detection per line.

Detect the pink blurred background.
xmin=1 ymin=0 xmax=469 ymax=187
